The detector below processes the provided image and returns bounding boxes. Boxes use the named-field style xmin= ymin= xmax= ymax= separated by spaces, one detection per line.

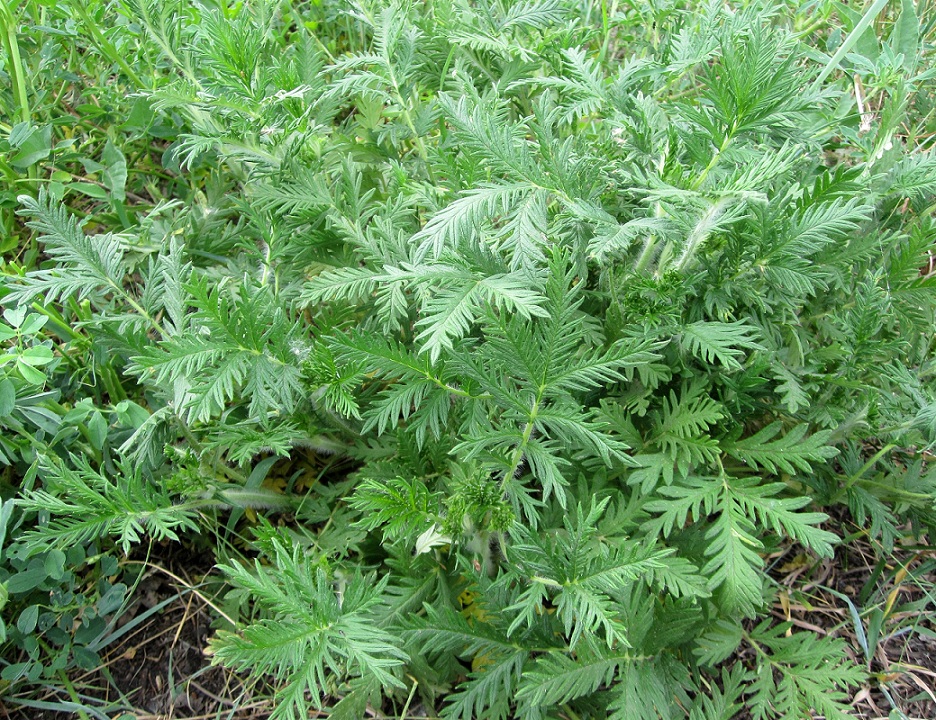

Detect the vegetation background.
xmin=1 ymin=0 xmax=935 ymax=718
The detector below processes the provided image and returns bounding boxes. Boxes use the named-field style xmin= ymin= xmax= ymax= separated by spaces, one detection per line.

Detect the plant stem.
xmin=0 ymin=1 xmax=37 ymax=189
xmin=691 ymin=131 xmax=734 ymax=191
xmin=71 ymin=3 xmax=146 ymax=88
xmin=813 ymin=0 xmax=889 ymax=88
xmin=838 ymin=443 xmax=897 ymax=500
xmin=598 ymin=0 xmax=619 ymax=63
xmin=499 ymin=393 xmax=541 ymax=494
xmin=0 ymin=2 xmax=29 ymax=126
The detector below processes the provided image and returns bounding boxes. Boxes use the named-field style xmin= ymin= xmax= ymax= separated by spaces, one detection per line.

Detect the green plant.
xmin=2 ymin=0 xmax=936 ymax=718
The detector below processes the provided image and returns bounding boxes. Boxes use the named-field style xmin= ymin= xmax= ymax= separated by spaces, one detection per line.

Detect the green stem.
xmin=813 ymin=0 xmax=889 ymax=88
xmin=131 ymin=0 xmax=202 ymax=90
xmin=691 ymin=131 xmax=733 ymax=191
xmin=55 ymin=670 xmax=92 ymax=720
xmin=399 ymin=677 xmax=419 ymax=720
xmin=674 ymin=196 xmax=732 ymax=274
xmin=597 ymin=0 xmax=619 ymax=63
xmin=838 ymin=443 xmax=897 ymax=500
xmin=71 ymin=3 xmax=146 ymax=88
xmin=0 ymin=1 xmax=37 ymax=188
xmin=0 ymin=2 xmax=29 ymax=126
xmin=26 ymin=300 xmax=126 ymax=399
xmin=29 ymin=302 xmax=82 ymax=341
xmin=741 ymin=628 xmax=772 ymax=662
xmin=438 ymin=45 xmax=456 ymax=91
xmin=387 ymin=65 xmax=435 ymax=184
xmin=634 ymin=234 xmax=658 ymax=274
xmin=63 ymin=274 xmax=168 ymax=340
xmin=292 ymin=4 xmax=336 ymax=65
xmin=174 ymin=417 xmax=247 ymax=485
xmin=794 ymin=15 xmax=830 ymax=40
xmin=634 ymin=201 xmax=666 ymax=274
xmin=499 ymin=393 xmax=541 ymax=493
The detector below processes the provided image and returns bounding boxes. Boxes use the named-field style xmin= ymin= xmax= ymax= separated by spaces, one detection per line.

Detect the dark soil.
xmin=3 ymin=545 xmax=271 ymax=720
xmin=100 ymin=572 xmax=247 ymax=717
xmin=766 ymin=522 xmax=936 ymax=720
